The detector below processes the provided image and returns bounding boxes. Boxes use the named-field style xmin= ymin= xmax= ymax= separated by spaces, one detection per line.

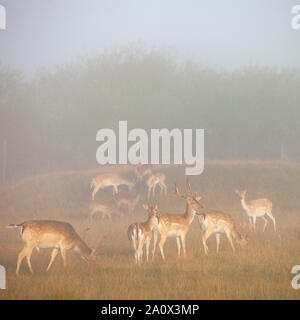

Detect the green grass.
xmin=0 ymin=161 xmax=300 ymax=299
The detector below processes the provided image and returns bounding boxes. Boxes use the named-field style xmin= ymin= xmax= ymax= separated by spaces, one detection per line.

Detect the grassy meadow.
xmin=0 ymin=161 xmax=300 ymax=299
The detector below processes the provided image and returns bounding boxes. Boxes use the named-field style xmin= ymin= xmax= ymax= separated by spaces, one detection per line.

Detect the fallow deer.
xmin=7 ymin=220 xmax=96 ymax=276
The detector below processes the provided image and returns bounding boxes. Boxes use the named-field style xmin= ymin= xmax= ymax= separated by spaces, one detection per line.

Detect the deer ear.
xmin=143 ymin=204 xmax=148 ymax=210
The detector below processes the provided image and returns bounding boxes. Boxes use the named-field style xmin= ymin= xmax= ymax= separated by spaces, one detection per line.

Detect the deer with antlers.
xmin=127 ymin=204 xmax=159 ymax=264
xmin=150 ymin=180 xmax=203 ymax=261
xmin=91 ymin=172 xmax=136 ymax=200
xmin=235 ymin=189 xmax=276 ymax=232
xmin=146 ymin=173 xmax=167 ymax=199
xmin=6 ymin=220 xmax=96 ymax=276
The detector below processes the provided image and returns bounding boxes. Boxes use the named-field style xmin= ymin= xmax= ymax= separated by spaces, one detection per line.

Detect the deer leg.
xmin=147 ymin=186 xmax=151 ymax=199
xmin=46 ymin=248 xmax=59 ymax=272
xmin=261 ymin=215 xmax=268 ymax=232
xmin=216 ymin=233 xmax=221 ymax=253
xmin=145 ymin=237 xmax=151 ymax=262
xmin=137 ymin=236 xmax=145 ymax=264
xmin=202 ymin=230 xmax=212 ymax=255
xmin=132 ymin=238 xmax=138 ymax=264
xmin=159 ymin=183 xmax=163 ymax=195
xmin=134 ymin=249 xmax=138 ymax=264
xmin=92 ymin=186 xmax=100 ymax=200
xmin=113 ymin=185 xmax=118 ymax=195
xmin=158 ymin=235 xmax=167 ymax=261
xmin=181 ymin=234 xmax=187 ymax=258
xmin=161 ymin=181 xmax=167 ymax=196
xmin=225 ymin=231 xmax=235 ymax=252
xmin=89 ymin=209 xmax=96 ymax=223
xmin=16 ymin=246 xmax=28 ymax=276
xmin=176 ymin=237 xmax=181 ymax=256
xmin=152 ymin=230 xmax=158 ymax=260
xmin=26 ymin=247 xmax=34 ymax=274
xmin=266 ymin=209 xmax=276 ymax=232
xmin=60 ymin=248 xmax=67 ymax=268
xmin=252 ymin=216 xmax=257 ymax=232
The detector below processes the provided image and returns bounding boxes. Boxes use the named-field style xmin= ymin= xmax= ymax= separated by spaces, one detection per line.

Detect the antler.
xmin=174 ymin=183 xmax=186 ymax=199
xmin=186 ymin=179 xmax=193 ymax=195
xmin=186 ymin=178 xmax=199 ymax=198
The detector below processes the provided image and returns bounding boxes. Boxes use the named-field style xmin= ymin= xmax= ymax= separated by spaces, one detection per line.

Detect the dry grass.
xmin=0 ymin=161 xmax=300 ymax=299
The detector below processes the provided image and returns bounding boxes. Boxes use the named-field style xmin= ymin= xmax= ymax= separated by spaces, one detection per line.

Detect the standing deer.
xmin=146 ymin=173 xmax=167 ymax=199
xmin=135 ymin=164 xmax=153 ymax=181
xmin=91 ymin=172 xmax=135 ymax=200
xmin=114 ymin=193 xmax=140 ymax=214
xmin=235 ymin=189 xmax=276 ymax=232
xmin=197 ymin=210 xmax=248 ymax=254
xmin=6 ymin=220 xmax=96 ymax=276
xmin=127 ymin=204 xmax=159 ymax=264
xmin=151 ymin=180 xmax=203 ymax=261
xmin=89 ymin=201 xmax=122 ymax=221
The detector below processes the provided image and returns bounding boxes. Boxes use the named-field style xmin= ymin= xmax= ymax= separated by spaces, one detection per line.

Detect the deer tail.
xmin=6 ymin=223 xmax=24 ymax=229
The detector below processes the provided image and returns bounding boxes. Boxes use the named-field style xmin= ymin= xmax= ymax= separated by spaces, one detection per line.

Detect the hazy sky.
xmin=0 ymin=0 xmax=299 ymax=75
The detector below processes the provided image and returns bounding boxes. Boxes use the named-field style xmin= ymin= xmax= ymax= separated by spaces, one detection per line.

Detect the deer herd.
xmin=7 ymin=164 xmax=277 ymax=275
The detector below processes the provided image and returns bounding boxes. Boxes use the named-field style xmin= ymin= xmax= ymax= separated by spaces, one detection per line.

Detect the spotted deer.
xmin=146 ymin=173 xmax=167 ymax=199
xmin=89 ymin=201 xmax=122 ymax=221
xmin=91 ymin=172 xmax=136 ymax=200
xmin=115 ymin=193 xmax=140 ymax=214
xmin=151 ymin=180 xmax=203 ymax=261
xmin=7 ymin=220 xmax=96 ymax=276
xmin=134 ymin=164 xmax=153 ymax=181
xmin=127 ymin=204 xmax=159 ymax=264
xmin=235 ymin=189 xmax=276 ymax=232
xmin=197 ymin=210 xmax=248 ymax=254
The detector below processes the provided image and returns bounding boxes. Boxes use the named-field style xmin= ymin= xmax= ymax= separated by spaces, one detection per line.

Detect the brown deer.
xmin=127 ymin=204 xmax=159 ymax=264
xmin=7 ymin=220 xmax=96 ymax=276
xmin=151 ymin=180 xmax=203 ymax=261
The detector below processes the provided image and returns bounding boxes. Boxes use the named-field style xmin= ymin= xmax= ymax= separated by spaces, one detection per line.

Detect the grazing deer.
xmin=235 ymin=189 xmax=276 ymax=232
xmin=151 ymin=181 xmax=203 ymax=261
xmin=146 ymin=173 xmax=167 ymax=199
xmin=197 ymin=211 xmax=248 ymax=254
xmin=115 ymin=193 xmax=140 ymax=214
xmin=239 ymin=220 xmax=255 ymax=234
xmin=89 ymin=201 xmax=122 ymax=221
xmin=135 ymin=164 xmax=153 ymax=181
xmin=127 ymin=204 xmax=159 ymax=264
xmin=91 ymin=172 xmax=135 ymax=200
xmin=6 ymin=220 xmax=96 ymax=276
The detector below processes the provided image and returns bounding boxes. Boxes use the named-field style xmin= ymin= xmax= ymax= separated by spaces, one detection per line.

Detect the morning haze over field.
xmin=0 ymin=1 xmax=299 ymax=299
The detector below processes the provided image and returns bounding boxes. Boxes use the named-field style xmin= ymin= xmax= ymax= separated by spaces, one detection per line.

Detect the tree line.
xmin=0 ymin=47 xmax=299 ymax=183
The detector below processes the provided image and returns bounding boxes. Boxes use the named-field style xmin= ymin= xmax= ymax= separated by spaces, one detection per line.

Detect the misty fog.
xmin=0 ymin=1 xmax=299 ymax=184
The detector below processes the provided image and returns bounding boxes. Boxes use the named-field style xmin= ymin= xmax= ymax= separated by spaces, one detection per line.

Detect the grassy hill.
xmin=0 ymin=161 xmax=300 ymax=299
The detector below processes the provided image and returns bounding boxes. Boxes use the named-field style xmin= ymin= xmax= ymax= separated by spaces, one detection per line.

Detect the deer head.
xmin=174 ymin=179 xmax=203 ymax=214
